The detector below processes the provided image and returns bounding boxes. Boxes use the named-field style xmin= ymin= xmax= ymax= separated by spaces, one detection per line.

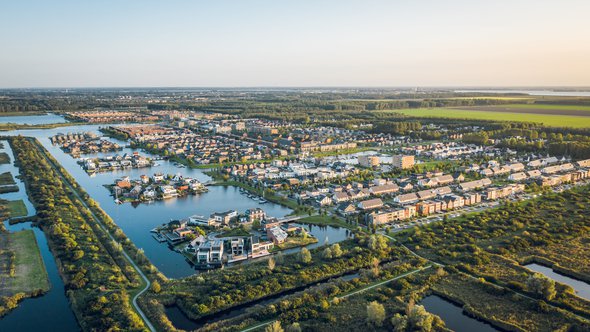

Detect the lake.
xmin=0 ymin=113 xmax=68 ymax=125
xmin=524 ymin=263 xmax=590 ymax=300
xmin=421 ymin=295 xmax=498 ymax=332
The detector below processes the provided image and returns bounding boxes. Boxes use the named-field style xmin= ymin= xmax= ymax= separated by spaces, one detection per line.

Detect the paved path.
xmin=36 ymin=140 xmax=156 ymax=332
xmin=238 ymin=265 xmax=432 ymax=332
xmin=240 ymin=320 xmax=276 ymax=332
xmin=338 ymin=265 xmax=432 ymax=300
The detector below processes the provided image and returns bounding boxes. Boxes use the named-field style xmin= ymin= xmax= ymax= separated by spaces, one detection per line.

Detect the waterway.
xmin=420 ymin=295 xmax=498 ymax=332
xmin=524 ymin=263 xmax=590 ymax=301
xmin=0 ymin=113 xmax=68 ymax=125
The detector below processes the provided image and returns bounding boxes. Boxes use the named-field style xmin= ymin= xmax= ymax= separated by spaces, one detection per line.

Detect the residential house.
xmin=357 ymin=198 xmax=384 ymax=211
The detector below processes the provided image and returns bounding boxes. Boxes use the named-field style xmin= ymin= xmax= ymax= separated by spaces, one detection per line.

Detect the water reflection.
xmin=421 ymin=295 xmax=498 ymax=332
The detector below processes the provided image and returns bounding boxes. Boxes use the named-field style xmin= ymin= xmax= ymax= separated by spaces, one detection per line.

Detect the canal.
xmin=525 ymin=263 xmax=590 ymax=301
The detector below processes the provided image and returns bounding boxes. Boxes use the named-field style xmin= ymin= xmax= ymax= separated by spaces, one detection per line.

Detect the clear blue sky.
xmin=1 ymin=0 xmax=589 ymax=88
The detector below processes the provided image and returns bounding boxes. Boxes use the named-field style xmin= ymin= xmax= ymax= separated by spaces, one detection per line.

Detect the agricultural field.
xmin=388 ymin=106 xmax=590 ymax=128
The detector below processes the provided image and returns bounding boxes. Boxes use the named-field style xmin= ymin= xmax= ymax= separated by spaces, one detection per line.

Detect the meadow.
xmin=387 ymin=106 xmax=590 ymax=128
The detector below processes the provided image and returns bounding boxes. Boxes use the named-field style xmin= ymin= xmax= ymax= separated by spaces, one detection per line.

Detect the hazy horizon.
xmin=1 ymin=0 xmax=589 ymax=88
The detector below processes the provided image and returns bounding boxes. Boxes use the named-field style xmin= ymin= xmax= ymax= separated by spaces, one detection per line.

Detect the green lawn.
xmin=7 ymin=200 xmax=28 ymax=218
xmin=388 ymin=108 xmax=590 ymax=128
xmin=7 ymin=230 xmax=50 ymax=294
xmin=0 ymin=152 xmax=9 ymax=164
xmin=216 ymin=228 xmax=251 ymax=238
xmin=0 ymin=172 xmax=16 ymax=185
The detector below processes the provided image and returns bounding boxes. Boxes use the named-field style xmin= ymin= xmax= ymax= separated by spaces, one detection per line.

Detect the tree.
xmin=286 ymin=322 xmax=302 ymax=332
xmin=151 ymin=281 xmax=161 ymax=293
xmin=265 ymin=321 xmax=284 ymax=332
xmin=391 ymin=313 xmax=408 ymax=332
xmin=268 ymin=257 xmax=276 ymax=271
xmin=322 ymin=247 xmax=333 ymax=259
xmin=526 ymin=273 xmax=557 ymax=301
xmin=368 ymin=235 xmax=388 ymax=251
xmin=408 ymin=305 xmax=434 ymax=331
xmin=275 ymin=251 xmax=284 ymax=264
xmin=331 ymin=243 xmax=343 ymax=258
xmin=300 ymin=248 xmax=312 ymax=264
xmin=366 ymin=301 xmax=386 ymax=327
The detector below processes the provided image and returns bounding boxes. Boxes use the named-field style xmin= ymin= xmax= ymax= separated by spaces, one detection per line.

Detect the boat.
xmin=114 ymin=198 xmax=122 ymax=204
xmin=259 ymin=199 xmax=268 ymax=204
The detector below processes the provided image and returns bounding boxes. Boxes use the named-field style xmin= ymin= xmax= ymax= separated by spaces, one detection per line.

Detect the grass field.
xmin=6 ymin=200 xmax=27 ymax=218
xmin=6 ymin=230 xmax=50 ymax=294
xmin=0 ymin=152 xmax=9 ymax=164
xmin=502 ymin=103 xmax=590 ymax=111
xmin=0 ymin=172 xmax=16 ymax=186
xmin=388 ymin=107 xmax=590 ymax=128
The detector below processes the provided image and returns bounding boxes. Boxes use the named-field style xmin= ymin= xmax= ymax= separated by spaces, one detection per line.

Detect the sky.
xmin=1 ymin=0 xmax=589 ymax=88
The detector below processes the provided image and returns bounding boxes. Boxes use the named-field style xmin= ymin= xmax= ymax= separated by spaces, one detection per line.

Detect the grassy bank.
xmin=0 ymin=172 xmax=16 ymax=186
xmin=0 ymin=153 xmax=9 ymax=164
xmin=0 ymin=186 xmax=18 ymax=194
xmin=6 ymin=200 xmax=27 ymax=218
xmin=298 ymin=215 xmax=357 ymax=230
xmin=0 ymin=122 xmax=82 ymax=132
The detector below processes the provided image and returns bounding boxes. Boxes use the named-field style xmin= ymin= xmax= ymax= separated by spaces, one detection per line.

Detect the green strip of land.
xmin=0 ymin=153 xmax=9 ymax=164
xmin=6 ymin=200 xmax=27 ymax=218
xmin=0 ymin=186 xmax=18 ymax=194
xmin=0 ymin=172 xmax=16 ymax=186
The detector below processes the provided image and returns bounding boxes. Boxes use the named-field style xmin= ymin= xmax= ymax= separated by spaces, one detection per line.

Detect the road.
xmin=35 ymin=140 xmax=156 ymax=332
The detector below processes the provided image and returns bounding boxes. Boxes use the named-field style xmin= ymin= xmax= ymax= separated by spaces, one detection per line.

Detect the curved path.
xmin=35 ymin=140 xmax=156 ymax=332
